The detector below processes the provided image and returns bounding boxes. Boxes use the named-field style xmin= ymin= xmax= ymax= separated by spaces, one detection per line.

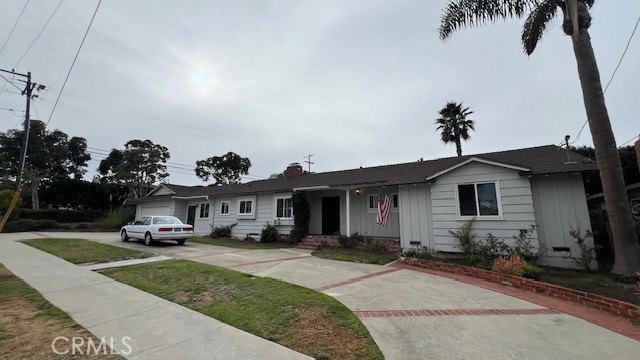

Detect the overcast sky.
xmin=1 ymin=0 xmax=638 ymax=185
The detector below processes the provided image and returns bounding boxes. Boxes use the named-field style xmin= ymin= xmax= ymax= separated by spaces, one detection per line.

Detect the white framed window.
xmin=275 ymin=196 xmax=293 ymax=219
xmin=199 ymin=203 xmax=210 ymax=218
xmin=369 ymin=194 xmax=398 ymax=212
xmin=238 ymin=199 xmax=253 ymax=215
xmin=220 ymin=201 xmax=230 ymax=215
xmin=454 ymin=181 xmax=502 ymax=219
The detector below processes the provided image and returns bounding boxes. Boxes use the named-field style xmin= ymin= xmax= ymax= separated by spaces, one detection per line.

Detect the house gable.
xmin=147 ymin=184 xmax=176 ymax=196
xmin=426 ymin=157 xmax=531 ymax=181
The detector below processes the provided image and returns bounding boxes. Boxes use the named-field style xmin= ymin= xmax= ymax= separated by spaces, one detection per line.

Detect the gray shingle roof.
xmin=134 ymin=145 xmax=596 ymax=202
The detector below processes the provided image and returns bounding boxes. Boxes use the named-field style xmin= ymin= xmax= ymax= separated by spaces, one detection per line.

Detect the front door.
xmin=321 ymin=196 xmax=340 ymax=235
xmin=187 ymin=206 xmax=197 ymax=226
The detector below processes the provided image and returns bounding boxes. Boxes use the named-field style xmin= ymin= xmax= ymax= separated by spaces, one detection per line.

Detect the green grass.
xmin=0 ymin=264 xmax=74 ymax=330
xmin=539 ymin=266 xmax=640 ymax=306
xmin=312 ymin=248 xmax=398 ymax=265
xmin=21 ymin=238 xmax=153 ymax=264
xmin=102 ymin=259 xmax=383 ymax=360
xmin=189 ymin=237 xmax=294 ymax=249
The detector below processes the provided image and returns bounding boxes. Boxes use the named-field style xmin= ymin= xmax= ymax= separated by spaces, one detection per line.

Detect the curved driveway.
xmin=12 ymin=232 xmax=640 ymax=360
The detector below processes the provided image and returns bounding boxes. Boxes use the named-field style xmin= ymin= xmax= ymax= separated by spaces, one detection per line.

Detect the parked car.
xmin=120 ymin=216 xmax=193 ymax=246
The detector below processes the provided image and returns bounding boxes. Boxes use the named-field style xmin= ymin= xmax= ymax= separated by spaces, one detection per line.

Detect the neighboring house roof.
xmin=586 ymin=182 xmax=640 ymax=201
xmin=133 ymin=145 xmax=597 ymax=202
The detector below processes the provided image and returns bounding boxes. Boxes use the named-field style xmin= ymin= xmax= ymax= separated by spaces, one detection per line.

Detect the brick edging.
xmin=398 ymin=257 xmax=640 ymax=323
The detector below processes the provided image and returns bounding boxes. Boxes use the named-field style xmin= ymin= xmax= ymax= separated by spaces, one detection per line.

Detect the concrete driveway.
xmin=10 ymin=232 xmax=640 ymax=359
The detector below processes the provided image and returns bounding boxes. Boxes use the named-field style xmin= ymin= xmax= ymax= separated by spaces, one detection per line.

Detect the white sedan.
xmin=120 ymin=216 xmax=193 ymax=246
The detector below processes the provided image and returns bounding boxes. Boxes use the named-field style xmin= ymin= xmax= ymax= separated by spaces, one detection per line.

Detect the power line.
xmin=14 ymin=0 xmax=65 ymax=69
xmin=0 ymin=0 xmax=30 ymax=55
xmin=569 ymin=15 xmax=640 ymax=146
xmin=619 ymin=134 xmax=639 ymax=147
xmin=0 ymin=73 xmax=23 ymax=92
xmin=45 ymin=0 xmax=101 ymax=128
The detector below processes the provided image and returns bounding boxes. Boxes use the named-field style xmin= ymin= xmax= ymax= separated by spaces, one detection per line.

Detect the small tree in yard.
xmin=195 ymin=152 xmax=251 ymax=185
xmin=568 ymin=224 xmax=601 ymax=271
xmin=438 ymin=0 xmax=640 ymax=275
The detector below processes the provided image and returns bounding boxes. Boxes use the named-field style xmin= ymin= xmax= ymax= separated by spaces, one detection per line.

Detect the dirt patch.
xmin=173 ymin=286 xmax=239 ymax=307
xmin=0 ymin=298 xmax=122 ymax=359
xmin=285 ymin=306 xmax=372 ymax=360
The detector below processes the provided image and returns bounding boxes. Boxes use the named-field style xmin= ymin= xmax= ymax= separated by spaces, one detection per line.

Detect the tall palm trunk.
xmin=571 ymin=27 xmax=640 ymax=275
xmin=453 ymin=126 xmax=462 ymax=157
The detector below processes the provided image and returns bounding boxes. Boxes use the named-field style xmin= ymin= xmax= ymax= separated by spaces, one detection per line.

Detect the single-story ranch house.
xmin=129 ymin=145 xmax=598 ymax=269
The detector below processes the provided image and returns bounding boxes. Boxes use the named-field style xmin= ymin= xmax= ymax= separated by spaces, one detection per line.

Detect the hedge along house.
xmin=129 ymin=145 xmax=598 ymax=269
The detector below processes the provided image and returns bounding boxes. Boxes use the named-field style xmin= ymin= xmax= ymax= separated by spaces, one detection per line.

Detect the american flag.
xmin=376 ymin=193 xmax=392 ymax=227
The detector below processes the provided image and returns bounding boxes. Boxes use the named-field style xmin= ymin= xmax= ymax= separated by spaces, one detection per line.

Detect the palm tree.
xmin=439 ymin=0 xmax=640 ymax=275
xmin=436 ymin=102 xmax=475 ymax=157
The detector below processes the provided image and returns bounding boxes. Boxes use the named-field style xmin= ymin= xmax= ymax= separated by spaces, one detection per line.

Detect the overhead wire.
xmin=0 ymin=0 xmax=31 ymax=55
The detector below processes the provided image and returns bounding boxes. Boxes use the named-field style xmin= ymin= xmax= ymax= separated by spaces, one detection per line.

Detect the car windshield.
xmin=152 ymin=216 xmax=183 ymax=225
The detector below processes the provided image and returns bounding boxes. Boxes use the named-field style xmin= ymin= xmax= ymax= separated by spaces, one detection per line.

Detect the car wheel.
xmin=177 ymin=239 xmax=186 ymax=246
xmin=144 ymin=232 xmax=154 ymax=246
xmin=121 ymin=230 xmax=129 ymax=242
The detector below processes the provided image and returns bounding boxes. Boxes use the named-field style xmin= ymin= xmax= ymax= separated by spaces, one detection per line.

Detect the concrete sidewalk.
xmin=0 ymin=237 xmax=310 ymax=360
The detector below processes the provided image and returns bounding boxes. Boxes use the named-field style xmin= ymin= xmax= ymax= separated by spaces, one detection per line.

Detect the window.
xmin=368 ymin=195 xmax=377 ymax=210
xmin=456 ymin=181 xmax=501 ymax=218
xmin=153 ymin=216 xmax=182 ymax=224
xmin=275 ymin=197 xmax=293 ymax=218
xmin=239 ymin=200 xmax=253 ymax=215
xmin=369 ymin=194 xmax=398 ymax=210
xmin=199 ymin=203 xmax=210 ymax=218
xmin=220 ymin=201 xmax=230 ymax=215
xmin=142 ymin=217 xmax=152 ymax=226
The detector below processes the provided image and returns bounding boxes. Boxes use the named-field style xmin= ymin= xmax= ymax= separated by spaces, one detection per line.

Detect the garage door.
xmin=139 ymin=205 xmax=171 ymax=217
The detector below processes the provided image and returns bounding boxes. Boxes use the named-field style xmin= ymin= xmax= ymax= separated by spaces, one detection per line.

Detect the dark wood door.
xmin=321 ymin=196 xmax=340 ymax=235
xmin=187 ymin=206 xmax=197 ymax=226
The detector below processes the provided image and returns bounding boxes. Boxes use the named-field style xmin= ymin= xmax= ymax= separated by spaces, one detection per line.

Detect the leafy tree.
xmin=439 ymin=0 xmax=640 ymax=275
xmin=435 ymin=102 xmax=475 ymax=157
xmin=98 ymin=139 xmax=170 ymax=198
xmin=39 ymin=178 xmax=129 ymax=210
xmin=0 ymin=120 xmax=90 ymax=209
xmin=572 ymin=145 xmax=639 ymax=195
xmin=195 ymin=152 xmax=251 ymax=185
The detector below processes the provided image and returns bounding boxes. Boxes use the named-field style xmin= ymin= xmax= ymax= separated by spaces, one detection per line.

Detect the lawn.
xmin=538 ymin=266 xmax=640 ymax=306
xmin=22 ymin=238 xmax=153 ymax=264
xmin=0 ymin=264 xmax=122 ymax=358
xmin=312 ymin=248 xmax=398 ymax=265
xmin=103 ymin=259 xmax=383 ymax=360
xmin=189 ymin=236 xmax=294 ymax=249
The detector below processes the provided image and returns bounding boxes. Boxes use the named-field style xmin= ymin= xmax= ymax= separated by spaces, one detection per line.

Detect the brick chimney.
xmin=283 ymin=163 xmax=304 ymax=179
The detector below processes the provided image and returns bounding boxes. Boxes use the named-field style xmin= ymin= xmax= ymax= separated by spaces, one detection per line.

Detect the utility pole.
xmin=303 ymin=153 xmax=314 ymax=173
xmin=0 ymin=68 xmax=42 ymax=231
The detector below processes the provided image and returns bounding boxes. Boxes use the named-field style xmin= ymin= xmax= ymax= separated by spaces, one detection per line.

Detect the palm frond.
xmin=521 ymin=0 xmax=558 ymax=55
xmin=439 ymin=0 xmax=538 ymax=40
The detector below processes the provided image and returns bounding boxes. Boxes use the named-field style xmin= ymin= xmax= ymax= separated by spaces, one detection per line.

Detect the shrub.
xmin=369 ymin=242 xmax=388 ymax=254
xmin=338 ymin=235 xmax=357 ymax=248
xmin=2 ymin=219 xmax=60 ymax=233
xmin=211 ymin=224 xmax=236 ymax=238
xmin=492 ymin=255 xmax=525 ymax=277
xmin=291 ymin=192 xmax=311 ymax=243
xmin=350 ymin=232 xmax=366 ymax=246
xmin=403 ymin=246 xmax=439 ymax=260
xmin=511 ymin=226 xmax=543 ymax=262
xmin=19 ymin=209 xmax=106 ymax=223
xmin=568 ymin=225 xmax=601 ymax=271
xmin=521 ymin=263 xmax=543 ymax=280
xmin=450 ymin=218 xmax=476 ymax=258
xmin=260 ymin=223 xmax=280 ymax=243
xmin=99 ymin=207 xmax=135 ymax=228
xmin=0 ymin=189 xmax=21 ymax=221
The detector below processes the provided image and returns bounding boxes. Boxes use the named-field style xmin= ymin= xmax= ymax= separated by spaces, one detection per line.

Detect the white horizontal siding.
xmin=430 ymin=161 xmax=539 ymax=252
xmin=212 ymin=193 xmax=293 ymax=239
